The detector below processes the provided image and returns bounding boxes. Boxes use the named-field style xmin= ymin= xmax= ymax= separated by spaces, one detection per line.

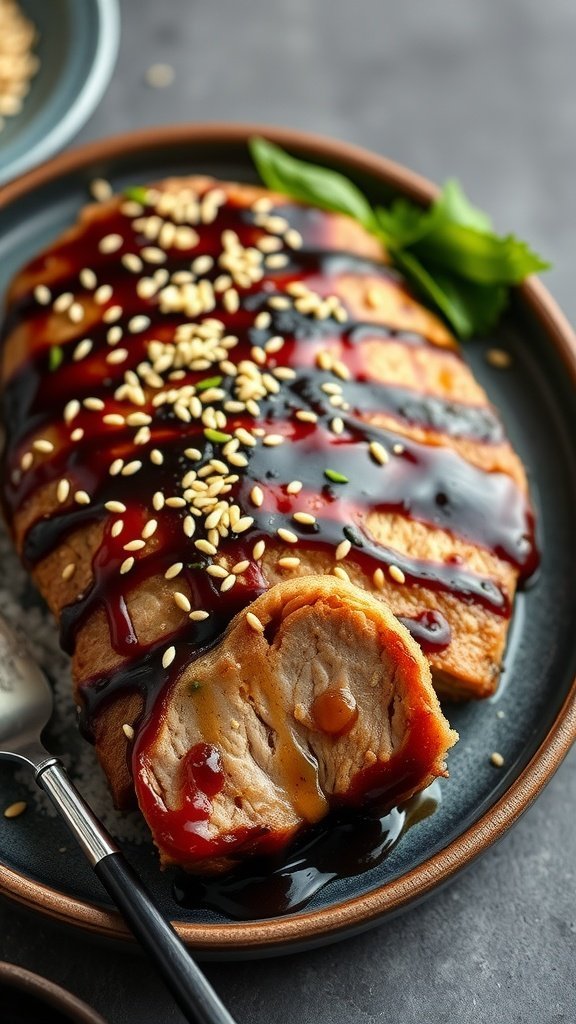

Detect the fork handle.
xmin=37 ymin=762 xmax=237 ymax=1024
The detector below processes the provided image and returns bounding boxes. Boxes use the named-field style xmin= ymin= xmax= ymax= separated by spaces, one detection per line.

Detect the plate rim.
xmin=0 ymin=122 xmax=575 ymax=954
xmin=0 ymin=0 xmax=120 ymax=187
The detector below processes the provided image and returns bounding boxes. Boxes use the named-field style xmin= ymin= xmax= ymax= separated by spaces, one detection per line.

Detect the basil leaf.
xmin=249 ymin=137 xmax=377 ymax=232
xmin=393 ymin=251 xmax=507 ymax=338
xmin=433 ymin=179 xmax=493 ymax=233
xmin=413 ymin=225 xmax=549 ymax=285
xmin=376 ymin=199 xmax=433 ymax=248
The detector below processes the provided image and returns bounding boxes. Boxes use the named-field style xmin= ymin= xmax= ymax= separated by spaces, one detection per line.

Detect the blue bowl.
xmin=0 ymin=0 xmax=120 ymax=185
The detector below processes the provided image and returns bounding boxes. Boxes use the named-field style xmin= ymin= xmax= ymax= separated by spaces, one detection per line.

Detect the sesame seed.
xmin=331 ymin=417 xmax=344 ymax=435
xmin=285 ymin=229 xmax=303 ymax=249
xmin=165 ymin=562 xmax=183 ymax=579
xmin=286 ymin=480 xmax=303 ymax=495
xmin=174 ymin=592 xmax=191 ymax=612
xmin=389 ymin=564 xmax=406 ymax=584
xmin=253 ymin=539 xmax=266 ymax=560
xmin=124 ymin=539 xmax=145 ymax=552
xmin=103 ymin=304 xmax=123 ymax=324
xmin=34 ymin=284 xmax=51 ymax=305
xmin=333 ymin=566 xmax=350 ymax=582
xmin=234 ymin=516 xmax=254 ymax=534
xmin=84 ymin=396 xmax=104 ymax=411
xmin=373 ymin=568 xmax=385 ymax=590
xmin=183 ymin=516 xmax=195 ymax=538
xmin=192 ymin=254 xmax=214 ymax=275
xmin=94 ymin=284 xmax=113 ymax=304
xmin=250 ymin=485 xmax=264 ymax=507
xmin=3 ymin=801 xmax=27 ymax=819
xmin=128 ymin=315 xmax=151 ymax=334
xmin=293 ymin=512 xmax=316 ymax=525
xmin=99 ymin=233 xmax=123 ymax=254
xmin=266 ymin=253 xmax=289 ymax=269
xmin=121 ymin=460 xmax=142 ymax=476
xmin=109 ymin=459 xmax=124 ymax=476
xmin=220 ymin=574 xmax=236 ymax=593
xmin=73 ymin=338 xmax=93 ymax=362
xmin=105 ymin=500 xmax=127 ymax=513
xmin=70 ymin=428 xmax=84 ymax=442
xmin=278 ymin=556 xmax=300 ymax=569
xmin=486 ymin=348 xmax=512 ymax=369
xmin=335 ymin=539 xmax=351 ymax=560
xmin=263 ymin=434 xmax=284 ymax=447
xmin=57 ymin=479 xmax=70 ymax=503
xmin=195 ymin=539 xmax=217 ymax=556
xmin=162 ymin=645 xmax=176 ymax=669
xmin=246 ymin=611 xmax=265 ymax=633
xmin=33 ymin=439 xmax=54 ymax=453
xmin=20 ymin=452 xmax=33 ymax=471
xmin=223 ymin=288 xmax=240 ymax=313
xmin=232 ymin=559 xmax=250 ymax=574
xmin=206 ymin=565 xmax=228 ymax=578
xmin=185 ymin=447 xmax=202 ymax=461
xmin=141 ymin=519 xmax=157 ymax=539
xmin=120 ymin=557 xmax=135 ymax=575
xmin=122 ymin=253 xmax=143 ymax=273
xmin=74 ymin=490 xmax=90 ymax=505
xmin=490 ymin=752 xmax=505 ymax=767
xmin=142 ymin=246 xmax=166 ymax=264
xmin=277 ymin=527 xmax=298 ymax=544
xmin=189 ymin=610 xmax=209 ymax=621
xmin=68 ymin=302 xmax=84 ymax=323
xmin=53 ymin=292 xmax=73 ymax=313
xmin=369 ymin=441 xmax=389 ymax=465
xmin=150 ymin=449 xmax=164 ymax=465
xmin=393 ymin=443 xmax=405 ymax=455
xmin=79 ymin=268 xmax=97 ymax=290
xmin=107 ymin=326 xmax=123 ymax=345
xmin=122 ymin=723 xmax=135 ymax=741
xmin=90 ymin=178 xmax=112 ymax=201
xmin=295 ymin=410 xmax=318 ymax=423
xmin=61 ymin=562 xmax=76 ymax=581
xmin=153 ymin=491 xmax=165 ymax=511
xmin=145 ymin=62 xmax=175 ymax=88
xmin=106 ymin=349 xmax=129 ymax=365
xmin=268 ymin=295 xmax=290 ymax=310
xmin=255 ymin=311 xmax=272 ymax=330
xmin=111 ymin=520 xmax=124 ymax=537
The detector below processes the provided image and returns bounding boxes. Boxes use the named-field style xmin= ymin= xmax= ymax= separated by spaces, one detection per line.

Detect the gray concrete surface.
xmin=1 ymin=0 xmax=575 ymax=1021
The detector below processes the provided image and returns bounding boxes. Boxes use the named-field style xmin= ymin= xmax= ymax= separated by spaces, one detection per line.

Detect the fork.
xmin=0 ymin=613 xmax=237 ymax=1024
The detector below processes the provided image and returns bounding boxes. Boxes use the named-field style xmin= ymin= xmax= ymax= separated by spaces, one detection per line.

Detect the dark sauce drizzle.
xmin=0 ymin=186 xmax=538 ymax=903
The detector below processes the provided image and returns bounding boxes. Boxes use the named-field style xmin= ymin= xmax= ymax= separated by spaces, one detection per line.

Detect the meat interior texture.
xmin=0 ymin=175 xmax=537 ymax=871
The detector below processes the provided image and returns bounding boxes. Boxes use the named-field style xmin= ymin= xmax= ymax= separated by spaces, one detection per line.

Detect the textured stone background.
xmin=1 ymin=0 xmax=575 ymax=1021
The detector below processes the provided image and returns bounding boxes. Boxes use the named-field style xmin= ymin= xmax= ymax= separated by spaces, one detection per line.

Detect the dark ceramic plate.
xmin=0 ymin=961 xmax=107 ymax=1023
xmin=0 ymin=126 xmax=575 ymax=959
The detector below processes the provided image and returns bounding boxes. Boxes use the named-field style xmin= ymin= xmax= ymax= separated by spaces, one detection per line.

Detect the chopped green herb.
xmin=196 ymin=375 xmax=223 ymax=392
xmin=249 ymin=138 xmax=550 ymax=339
xmin=204 ymin=428 xmax=232 ymax=443
xmin=49 ymin=346 xmax=64 ymax=372
xmin=186 ymin=562 xmax=203 ymax=570
xmin=123 ymin=185 xmax=149 ymax=204
xmin=189 ymin=681 xmax=202 ymax=692
xmin=324 ymin=468 xmax=349 ymax=484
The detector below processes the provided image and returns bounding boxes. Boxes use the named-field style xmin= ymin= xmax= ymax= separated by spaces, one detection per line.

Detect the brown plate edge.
xmin=0 ymin=960 xmax=108 ymax=1023
xmin=0 ymin=122 xmax=575 ymax=954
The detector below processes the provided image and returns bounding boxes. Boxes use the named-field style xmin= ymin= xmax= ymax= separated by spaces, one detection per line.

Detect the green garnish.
xmin=196 ymin=376 xmax=223 ymax=392
xmin=49 ymin=345 xmax=64 ymax=371
xmin=189 ymin=681 xmax=202 ymax=692
xmin=186 ymin=561 xmax=203 ymax=570
xmin=123 ymin=185 xmax=149 ymax=204
xmin=324 ymin=468 xmax=349 ymax=484
xmin=249 ymin=138 xmax=549 ymax=338
xmin=204 ymin=428 xmax=232 ymax=443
